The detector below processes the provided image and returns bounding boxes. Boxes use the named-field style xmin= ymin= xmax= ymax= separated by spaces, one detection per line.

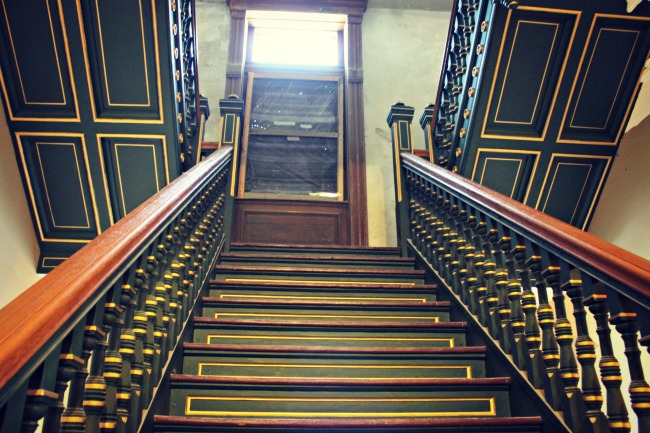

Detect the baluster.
xmin=119 ymin=278 xmax=139 ymax=433
xmin=84 ymin=301 xmax=110 ymax=433
xmin=487 ymin=219 xmax=511 ymax=353
xmin=43 ymin=323 xmax=85 ymax=433
xmin=560 ymin=268 xmax=609 ymax=433
xmin=23 ymin=351 xmax=61 ymax=433
xmin=513 ymin=235 xmax=545 ymax=386
xmin=101 ymin=287 xmax=126 ymax=433
xmin=528 ymin=245 xmax=563 ymax=409
xmin=499 ymin=227 xmax=525 ymax=367
xmin=609 ymin=294 xmax=650 ymax=432
xmin=477 ymin=217 xmax=500 ymax=339
xmin=61 ymin=310 xmax=105 ymax=433
xmin=452 ymin=201 xmax=469 ymax=304
xmin=469 ymin=214 xmax=489 ymax=326
xmin=462 ymin=212 xmax=480 ymax=316
xmin=583 ymin=278 xmax=630 ymax=433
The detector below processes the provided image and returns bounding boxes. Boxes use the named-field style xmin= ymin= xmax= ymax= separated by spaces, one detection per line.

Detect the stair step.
xmin=155 ymin=415 xmax=543 ymax=432
xmin=182 ymin=343 xmax=487 ymax=378
xmin=192 ymin=318 xmax=467 ymax=348
xmin=213 ymin=265 xmax=426 ymax=283
xmin=209 ymin=281 xmax=439 ymax=303
xmin=230 ymin=242 xmax=402 ymax=258
xmin=200 ymin=298 xmax=451 ymax=323
xmin=220 ymin=252 xmax=416 ymax=269
xmin=168 ymin=376 xmax=512 ymax=418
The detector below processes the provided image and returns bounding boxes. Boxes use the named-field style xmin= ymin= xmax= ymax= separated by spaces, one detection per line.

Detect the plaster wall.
xmin=363 ymin=8 xmax=449 ymax=246
xmin=0 ymin=103 xmax=42 ymax=309
xmin=195 ymin=0 xmax=231 ymax=142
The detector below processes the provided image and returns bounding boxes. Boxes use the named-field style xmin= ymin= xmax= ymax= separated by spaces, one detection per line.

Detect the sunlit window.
xmin=251 ymin=27 xmax=340 ymax=66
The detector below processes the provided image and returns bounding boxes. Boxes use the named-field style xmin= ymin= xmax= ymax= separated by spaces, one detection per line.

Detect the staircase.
xmin=154 ymin=243 xmax=543 ymax=432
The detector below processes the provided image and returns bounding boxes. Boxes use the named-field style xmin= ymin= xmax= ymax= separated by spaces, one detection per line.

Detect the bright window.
xmin=251 ymin=27 xmax=340 ymax=66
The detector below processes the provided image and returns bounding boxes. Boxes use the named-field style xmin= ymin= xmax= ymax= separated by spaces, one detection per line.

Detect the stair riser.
xmin=169 ymin=385 xmax=511 ymax=418
xmin=156 ymin=424 xmax=540 ymax=433
xmin=213 ymin=273 xmax=426 ymax=284
xmin=201 ymin=305 xmax=450 ymax=323
xmin=182 ymin=354 xmax=486 ymax=379
xmin=220 ymin=257 xmax=416 ymax=269
xmin=193 ymin=326 xmax=466 ymax=348
xmin=229 ymin=244 xmax=402 ymax=257
xmin=208 ymin=288 xmax=437 ymax=303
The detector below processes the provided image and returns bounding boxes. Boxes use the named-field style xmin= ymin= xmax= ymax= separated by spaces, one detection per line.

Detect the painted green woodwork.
xmin=0 ymin=0 xmax=193 ymax=271
xmin=434 ymin=0 xmax=650 ymax=230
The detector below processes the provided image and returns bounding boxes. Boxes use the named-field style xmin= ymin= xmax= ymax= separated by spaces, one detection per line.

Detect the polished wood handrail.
xmin=401 ymin=152 xmax=650 ymax=301
xmin=0 ymin=146 xmax=233 ymax=393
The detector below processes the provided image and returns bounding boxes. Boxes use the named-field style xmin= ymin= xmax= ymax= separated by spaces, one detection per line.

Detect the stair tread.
xmin=202 ymin=297 xmax=449 ymax=308
xmin=183 ymin=343 xmax=486 ymax=355
xmin=155 ymin=415 xmax=542 ymax=428
xmin=170 ymin=374 xmax=511 ymax=387
xmin=194 ymin=317 xmax=466 ymax=329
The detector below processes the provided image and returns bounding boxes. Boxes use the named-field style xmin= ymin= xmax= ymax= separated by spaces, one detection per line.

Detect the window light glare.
xmin=252 ymin=28 xmax=339 ymax=66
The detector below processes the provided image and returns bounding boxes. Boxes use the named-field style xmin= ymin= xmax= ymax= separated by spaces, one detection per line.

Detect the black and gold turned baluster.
xmin=561 ymin=266 xmax=610 ymax=433
xmin=609 ymin=293 xmax=650 ymax=432
xmin=119 ymin=276 xmax=140 ymax=433
xmin=22 ymin=350 xmax=60 ymax=433
xmin=461 ymin=212 xmax=479 ymax=316
xmin=498 ymin=226 xmax=525 ymax=365
xmin=543 ymin=253 xmax=585 ymax=430
xmin=477 ymin=217 xmax=500 ymax=339
xmin=430 ymin=190 xmax=448 ymax=277
xmin=131 ymin=258 xmax=154 ymax=416
xmin=100 ymin=286 xmax=126 ymax=433
xmin=60 ymin=310 xmax=106 ymax=433
xmin=487 ymin=219 xmax=511 ymax=353
xmin=527 ymin=245 xmax=563 ymax=409
xmin=419 ymin=182 xmax=438 ymax=269
xmin=84 ymin=301 xmax=112 ymax=433
xmin=447 ymin=196 xmax=466 ymax=298
xmin=469 ymin=213 xmax=489 ymax=326
xmin=516 ymin=238 xmax=545 ymax=388
xmin=424 ymin=185 xmax=443 ymax=272
xmin=43 ymin=324 xmax=85 ymax=433
xmin=453 ymin=202 xmax=470 ymax=305
xmin=583 ymin=278 xmax=631 ymax=433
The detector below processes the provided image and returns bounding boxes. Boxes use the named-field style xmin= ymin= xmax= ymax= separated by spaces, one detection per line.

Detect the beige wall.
xmin=196 ymin=0 xmax=231 ymax=142
xmin=0 ymin=103 xmax=42 ymax=309
xmin=363 ymin=8 xmax=450 ymax=246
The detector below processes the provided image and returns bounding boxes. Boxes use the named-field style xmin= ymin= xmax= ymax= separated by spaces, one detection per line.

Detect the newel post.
xmin=420 ymin=103 xmax=436 ymax=164
xmin=387 ymin=102 xmax=415 ymax=257
xmin=219 ymin=95 xmax=244 ymax=253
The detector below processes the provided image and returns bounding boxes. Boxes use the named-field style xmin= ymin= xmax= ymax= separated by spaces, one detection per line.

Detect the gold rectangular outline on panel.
xmin=557 ymin=14 xmax=650 ymax=145
xmin=219 ymin=294 xmax=428 ymax=303
xmin=493 ymin=20 xmax=560 ymax=125
xmin=115 ymin=143 xmax=160 ymax=217
xmin=185 ymin=396 xmax=495 ymax=417
xmin=96 ymin=134 xmax=169 ymax=225
xmin=95 ymin=0 xmax=151 ymax=107
xmin=237 ymin=72 xmax=345 ymax=202
xmin=0 ymin=0 xmax=81 ymax=122
xmin=568 ymin=28 xmax=640 ymax=130
xmin=15 ymin=132 xmax=101 ymax=243
xmin=35 ymin=141 xmax=91 ymax=229
xmin=76 ymin=0 xmax=163 ymax=123
xmin=481 ymin=7 xmax=581 ymax=142
xmin=470 ymin=148 xmax=541 ymax=204
xmin=41 ymin=256 xmax=68 ymax=269
xmin=223 ymin=278 xmax=417 ymax=287
xmin=206 ymin=334 xmax=455 ymax=347
xmin=196 ymin=362 xmax=472 ymax=379
xmin=535 ymin=153 xmax=612 ymax=230
xmin=212 ymin=312 xmax=441 ymax=322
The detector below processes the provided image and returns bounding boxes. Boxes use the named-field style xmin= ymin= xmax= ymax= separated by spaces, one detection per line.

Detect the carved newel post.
xmin=387 ymin=102 xmax=415 ymax=257
xmin=218 ymin=95 xmax=244 ymax=252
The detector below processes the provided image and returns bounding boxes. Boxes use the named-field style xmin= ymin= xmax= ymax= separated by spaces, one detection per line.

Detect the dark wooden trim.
xmin=194 ymin=316 xmax=466 ymax=329
xmin=225 ymin=9 xmax=247 ymax=96
xmin=214 ymin=264 xmax=425 ymax=277
xmin=0 ymin=147 xmax=234 ymax=392
xmin=201 ymin=297 xmax=450 ymax=308
xmin=220 ymin=252 xmax=415 ymax=262
xmin=210 ymin=280 xmax=437 ymax=291
xmin=401 ymin=152 xmax=650 ymax=300
xmin=228 ymin=0 xmax=368 ymax=15
xmin=345 ymin=13 xmax=369 ymax=246
xmin=155 ymin=415 xmax=542 ymax=428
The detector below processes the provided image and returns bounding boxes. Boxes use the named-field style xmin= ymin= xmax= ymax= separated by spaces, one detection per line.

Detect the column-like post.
xmin=218 ymin=96 xmax=244 ymax=253
xmin=419 ymin=103 xmax=435 ymax=164
xmin=387 ymin=102 xmax=414 ymax=256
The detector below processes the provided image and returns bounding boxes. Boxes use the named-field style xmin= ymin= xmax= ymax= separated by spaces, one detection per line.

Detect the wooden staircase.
xmin=154 ymin=243 xmax=543 ymax=432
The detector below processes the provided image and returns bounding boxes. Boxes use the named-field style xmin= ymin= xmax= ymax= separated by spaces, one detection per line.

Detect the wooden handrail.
xmin=401 ymin=152 xmax=650 ymax=302
xmin=0 ymin=146 xmax=233 ymax=394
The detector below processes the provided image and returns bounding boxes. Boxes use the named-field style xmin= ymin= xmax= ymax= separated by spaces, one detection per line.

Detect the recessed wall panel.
xmin=471 ymin=149 xmax=540 ymax=203
xmin=0 ymin=0 xmax=79 ymax=120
